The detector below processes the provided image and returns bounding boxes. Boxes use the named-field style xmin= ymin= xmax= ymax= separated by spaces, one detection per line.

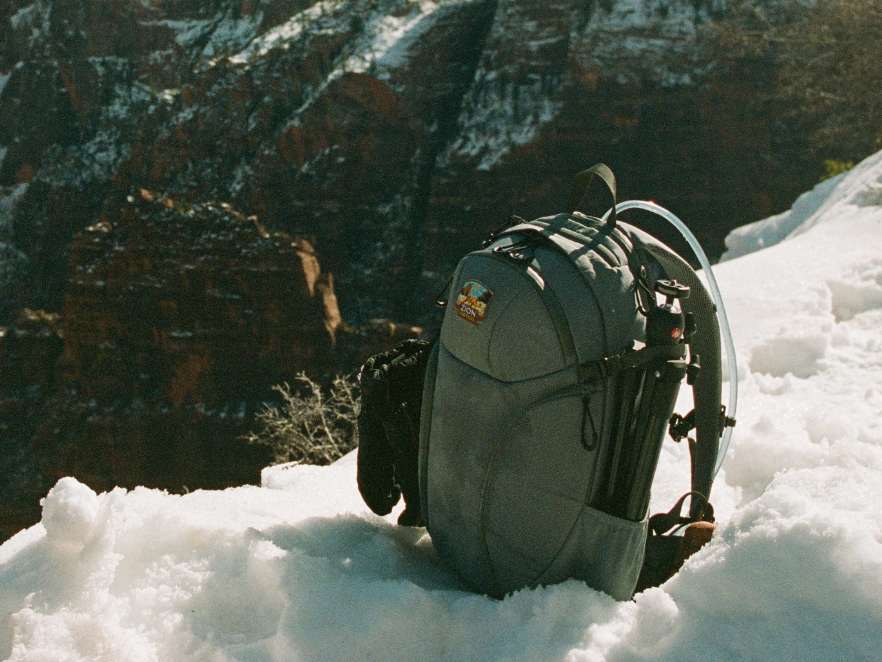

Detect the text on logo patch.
xmin=455 ymin=280 xmax=493 ymax=325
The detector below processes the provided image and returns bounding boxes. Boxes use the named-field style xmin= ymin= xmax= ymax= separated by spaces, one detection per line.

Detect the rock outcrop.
xmin=0 ymin=308 xmax=63 ymax=538
xmin=63 ymin=190 xmax=342 ymax=405
xmin=0 ymin=191 xmax=407 ymax=539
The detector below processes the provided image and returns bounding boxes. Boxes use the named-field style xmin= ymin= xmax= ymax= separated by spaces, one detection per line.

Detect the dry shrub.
xmin=244 ymin=373 xmax=359 ymax=465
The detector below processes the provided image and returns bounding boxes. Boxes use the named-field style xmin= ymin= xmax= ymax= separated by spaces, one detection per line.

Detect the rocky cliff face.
xmin=1 ymin=0 xmax=813 ymax=324
xmin=63 ymin=190 xmax=342 ymax=406
xmin=0 ymin=308 xmax=63 ymax=537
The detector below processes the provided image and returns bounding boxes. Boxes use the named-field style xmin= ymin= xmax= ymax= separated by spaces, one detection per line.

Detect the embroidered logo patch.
xmin=455 ymin=280 xmax=493 ymax=325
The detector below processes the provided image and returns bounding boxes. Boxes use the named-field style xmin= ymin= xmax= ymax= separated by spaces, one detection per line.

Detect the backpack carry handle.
xmin=568 ymin=163 xmax=617 ymax=226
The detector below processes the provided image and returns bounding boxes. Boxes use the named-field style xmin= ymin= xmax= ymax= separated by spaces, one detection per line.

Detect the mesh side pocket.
xmin=536 ymin=505 xmax=648 ymax=601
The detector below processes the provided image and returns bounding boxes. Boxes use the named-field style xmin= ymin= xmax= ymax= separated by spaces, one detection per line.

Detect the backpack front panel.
xmin=422 ymin=216 xmax=650 ymax=598
xmin=426 ymin=245 xmax=591 ymax=594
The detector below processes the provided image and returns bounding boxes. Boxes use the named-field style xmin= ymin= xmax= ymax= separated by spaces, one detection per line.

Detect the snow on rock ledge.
xmin=723 ymin=148 xmax=882 ymax=260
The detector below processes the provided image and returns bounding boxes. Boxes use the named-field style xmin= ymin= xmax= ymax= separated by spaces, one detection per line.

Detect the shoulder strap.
xmin=637 ymin=241 xmax=723 ymax=518
xmin=568 ymin=163 xmax=618 ymax=227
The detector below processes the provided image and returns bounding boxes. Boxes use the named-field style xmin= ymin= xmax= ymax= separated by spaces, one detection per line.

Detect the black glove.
xmin=356 ymin=339 xmax=432 ymax=526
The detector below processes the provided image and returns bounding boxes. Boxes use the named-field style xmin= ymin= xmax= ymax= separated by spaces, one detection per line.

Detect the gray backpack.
xmin=418 ymin=164 xmax=735 ymax=599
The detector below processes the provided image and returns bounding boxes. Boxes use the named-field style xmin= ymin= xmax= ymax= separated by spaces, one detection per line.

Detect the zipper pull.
xmin=493 ymin=242 xmax=533 ymax=264
xmin=581 ymin=393 xmax=598 ymax=450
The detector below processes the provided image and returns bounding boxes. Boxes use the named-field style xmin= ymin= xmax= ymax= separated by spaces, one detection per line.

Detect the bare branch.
xmin=243 ymin=373 xmax=360 ymax=465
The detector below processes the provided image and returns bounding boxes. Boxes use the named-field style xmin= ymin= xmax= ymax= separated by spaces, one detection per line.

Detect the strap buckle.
xmin=578 ymin=351 xmax=624 ymax=383
xmin=649 ymin=491 xmax=715 ymax=537
xmin=721 ymin=405 xmax=737 ymax=430
xmin=668 ymin=410 xmax=696 ymax=443
xmin=481 ymin=215 xmax=525 ymax=248
xmin=669 ymin=405 xmax=736 ymax=443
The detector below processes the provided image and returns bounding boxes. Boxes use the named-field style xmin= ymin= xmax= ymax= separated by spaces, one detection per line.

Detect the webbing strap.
xmin=649 ymin=491 xmax=715 ymax=536
xmin=489 ymin=242 xmax=579 ymax=370
xmin=578 ymin=344 xmax=685 ymax=382
xmin=568 ymin=163 xmax=618 ymax=227
xmin=494 ymin=222 xmax=606 ymax=366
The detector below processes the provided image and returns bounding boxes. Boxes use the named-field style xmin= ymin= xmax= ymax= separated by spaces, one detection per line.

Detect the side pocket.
xmin=536 ymin=505 xmax=648 ymax=601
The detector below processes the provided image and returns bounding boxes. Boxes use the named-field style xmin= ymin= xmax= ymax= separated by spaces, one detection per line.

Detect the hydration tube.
xmin=605 ymin=200 xmax=738 ymax=475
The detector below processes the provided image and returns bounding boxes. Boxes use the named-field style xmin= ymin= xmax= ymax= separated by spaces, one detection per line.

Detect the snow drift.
xmin=3 ymin=150 xmax=882 ymax=661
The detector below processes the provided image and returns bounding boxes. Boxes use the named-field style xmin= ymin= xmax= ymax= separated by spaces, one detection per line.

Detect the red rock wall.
xmin=1 ymin=1 xmax=816 ymax=325
xmin=0 ymin=191 xmax=414 ymax=539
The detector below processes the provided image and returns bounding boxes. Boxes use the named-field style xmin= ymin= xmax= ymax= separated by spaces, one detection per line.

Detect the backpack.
xmin=417 ymin=164 xmax=736 ymax=600
xmin=356 ymin=164 xmax=736 ymax=599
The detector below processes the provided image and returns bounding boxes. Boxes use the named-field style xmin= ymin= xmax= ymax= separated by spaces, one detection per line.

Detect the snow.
xmin=91 ymin=61 xmax=154 ymax=122
xmin=39 ymin=479 xmax=101 ymax=552
xmin=339 ymin=1 xmax=463 ymax=77
xmin=229 ymin=161 xmax=254 ymax=196
xmin=228 ymin=2 xmax=344 ymax=66
xmin=9 ymin=4 xmax=38 ymax=31
xmin=252 ymin=0 xmax=476 ymax=133
xmin=9 ymin=1 xmax=51 ymax=48
xmin=574 ymin=0 xmax=722 ymax=87
xmin=721 ymin=173 xmax=845 ymax=261
xmin=441 ymin=0 xmax=570 ymax=171
xmin=59 ymin=129 xmax=131 ymax=187
xmin=154 ymin=19 xmax=218 ymax=48
xmin=229 ymin=0 xmax=466 ymax=86
xmin=3 ymin=151 xmax=882 ymax=660
xmin=146 ymin=15 xmax=264 ymax=62
xmin=446 ymin=0 xmax=724 ymax=168
xmin=0 ymin=184 xmax=28 ymax=235
xmin=444 ymin=72 xmax=564 ymax=171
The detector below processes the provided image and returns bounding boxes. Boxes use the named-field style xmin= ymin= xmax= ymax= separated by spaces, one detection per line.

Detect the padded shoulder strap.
xmin=638 ymin=241 xmax=722 ymax=517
